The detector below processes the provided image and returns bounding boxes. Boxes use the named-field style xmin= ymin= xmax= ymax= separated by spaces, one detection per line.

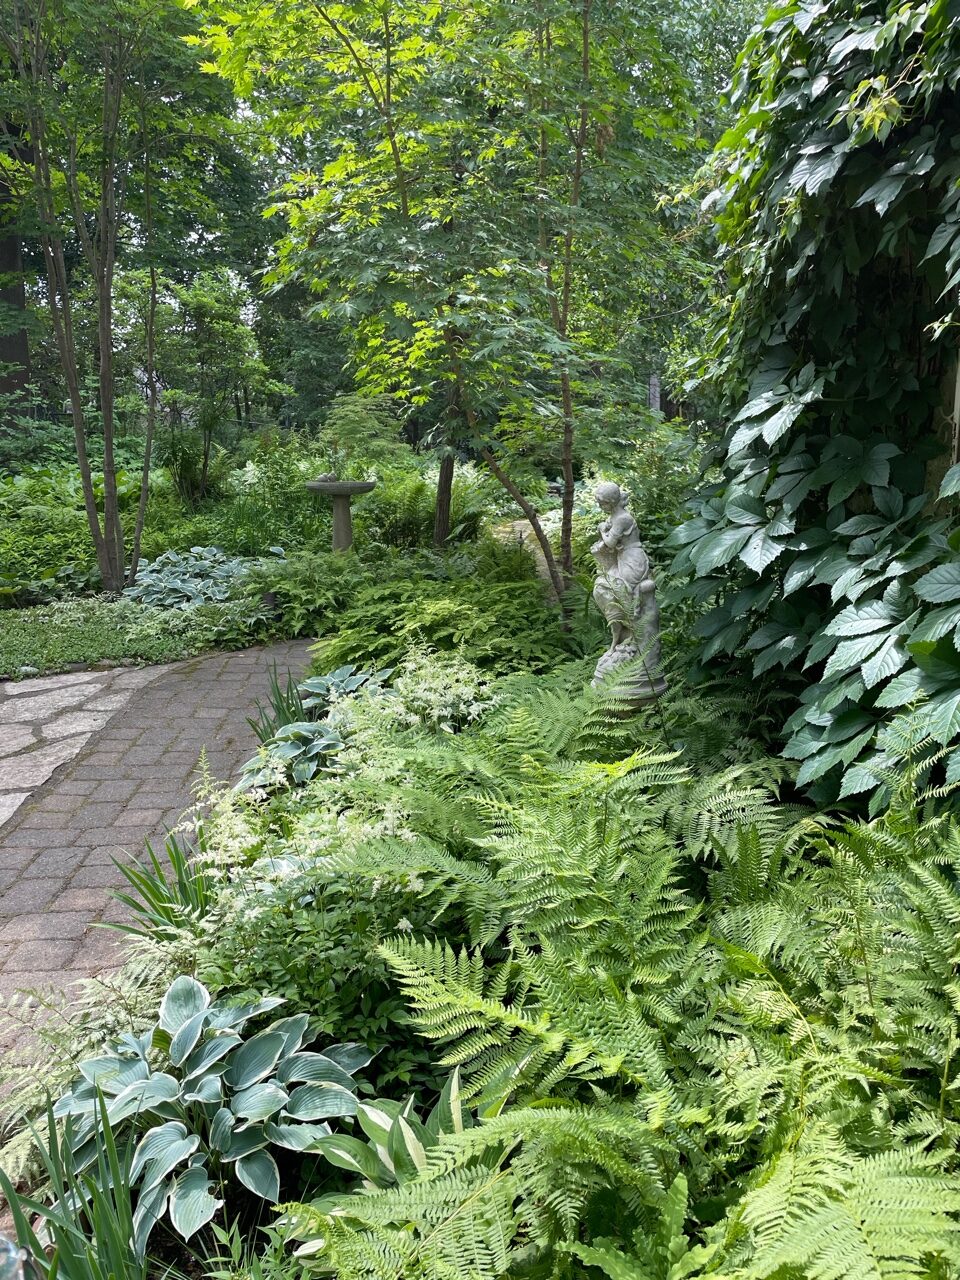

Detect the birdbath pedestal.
xmin=306 ymin=479 xmax=376 ymax=552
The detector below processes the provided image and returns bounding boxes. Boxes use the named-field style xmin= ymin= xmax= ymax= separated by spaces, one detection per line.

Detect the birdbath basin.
xmin=306 ymin=479 xmax=376 ymax=552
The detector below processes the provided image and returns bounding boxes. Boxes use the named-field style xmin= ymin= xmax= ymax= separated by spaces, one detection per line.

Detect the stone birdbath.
xmin=306 ymin=477 xmax=376 ymax=552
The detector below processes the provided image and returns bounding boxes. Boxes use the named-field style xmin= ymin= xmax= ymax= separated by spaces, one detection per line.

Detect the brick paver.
xmin=0 ymin=641 xmax=312 ymax=1000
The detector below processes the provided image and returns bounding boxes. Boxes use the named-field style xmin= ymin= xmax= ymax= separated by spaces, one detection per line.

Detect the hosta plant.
xmin=53 ymin=976 xmax=371 ymax=1252
xmin=238 ymin=664 xmax=389 ymax=791
xmin=125 ymin=546 xmax=278 ymax=609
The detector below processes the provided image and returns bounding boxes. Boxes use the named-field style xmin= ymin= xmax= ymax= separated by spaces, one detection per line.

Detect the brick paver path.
xmin=0 ymin=641 xmax=312 ymax=1000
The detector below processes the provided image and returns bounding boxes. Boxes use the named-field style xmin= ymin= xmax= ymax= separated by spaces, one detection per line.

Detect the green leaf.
xmin=823 ymin=632 xmax=889 ymax=681
xmin=874 ymin=667 xmax=926 ymax=708
xmin=312 ymin=1134 xmax=390 ymax=1182
xmin=159 ymin=977 xmax=211 ymax=1035
xmin=277 ymin=1052 xmax=358 ymax=1090
xmin=168 ymin=1166 xmax=221 ymax=1241
xmin=224 ymin=1032 xmax=286 ymax=1090
xmin=739 ymin=528 xmax=786 ymax=573
xmin=939 ymin=464 xmax=960 ymax=499
xmin=169 ymin=1011 xmax=209 ymax=1067
xmin=264 ymin=1121 xmax=332 ymax=1151
xmin=388 ymin=1114 xmax=430 ymax=1181
xmin=826 ymin=600 xmax=894 ymax=637
xmin=915 ymin=563 xmax=960 ymax=604
xmin=231 ymin=1082 xmax=289 ymax=1122
xmin=691 ymin=526 xmax=753 ymax=575
xmin=235 ymin=1149 xmax=280 ymax=1202
xmin=925 ymin=689 xmax=960 ymax=745
xmin=862 ymin=634 xmax=908 ymax=688
xmin=284 ymin=1082 xmax=358 ymax=1121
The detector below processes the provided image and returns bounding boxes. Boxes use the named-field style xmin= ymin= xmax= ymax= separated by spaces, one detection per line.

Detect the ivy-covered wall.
xmin=673 ymin=0 xmax=960 ymax=806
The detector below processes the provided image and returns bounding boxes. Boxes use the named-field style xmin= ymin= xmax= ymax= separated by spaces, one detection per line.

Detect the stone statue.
xmin=591 ymin=481 xmax=667 ymax=701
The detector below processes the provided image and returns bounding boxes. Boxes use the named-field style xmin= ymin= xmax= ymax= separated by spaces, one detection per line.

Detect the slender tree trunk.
xmin=0 ymin=224 xmax=29 ymax=404
xmin=128 ymin=263 xmax=158 ymax=584
xmin=433 ymin=450 xmax=454 ymax=546
xmin=536 ymin=4 xmax=592 ymax=587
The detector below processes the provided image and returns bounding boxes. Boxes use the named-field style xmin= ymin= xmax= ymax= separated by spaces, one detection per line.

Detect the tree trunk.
xmin=433 ymin=451 xmax=455 ymax=546
xmin=0 ymin=227 xmax=29 ymax=406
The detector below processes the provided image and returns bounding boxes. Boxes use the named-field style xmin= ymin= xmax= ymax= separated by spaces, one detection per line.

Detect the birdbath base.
xmin=305 ymin=479 xmax=377 ymax=553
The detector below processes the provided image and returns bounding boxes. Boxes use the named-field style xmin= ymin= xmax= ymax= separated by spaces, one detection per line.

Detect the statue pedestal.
xmin=592 ymin=643 xmax=667 ymax=705
xmin=306 ymin=479 xmax=376 ymax=552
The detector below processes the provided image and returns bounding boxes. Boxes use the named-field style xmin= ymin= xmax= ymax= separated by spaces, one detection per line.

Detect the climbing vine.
xmin=673 ymin=0 xmax=960 ymax=805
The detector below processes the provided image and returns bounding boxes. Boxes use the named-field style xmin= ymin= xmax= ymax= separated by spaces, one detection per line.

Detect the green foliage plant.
xmin=255 ymin=664 xmax=960 ymax=1279
xmin=238 ymin=665 xmax=390 ymax=791
xmin=124 ymin=546 xmax=270 ymax=609
xmin=0 ymin=1099 xmax=153 ymax=1276
xmin=52 ymin=975 xmax=370 ymax=1250
xmin=672 ymin=0 xmax=960 ymax=805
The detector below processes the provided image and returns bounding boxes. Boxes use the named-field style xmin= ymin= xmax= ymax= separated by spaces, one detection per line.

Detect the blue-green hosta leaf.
xmin=206 ymin=996 xmax=284 ymax=1032
xmin=939 ymin=464 xmax=960 ymax=500
xmin=168 ymin=1166 xmax=221 ymax=1241
xmin=312 ymin=1134 xmax=391 ymax=1182
xmin=210 ymin=1107 xmax=234 ymax=1153
xmin=284 ymin=1082 xmax=358 ymax=1122
xmin=183 ymin=1033 xmax=242 ymax=1082
xmin=180 ymin=1074 xmax=222 ymax=1106
xmin=159 ymin=977 xmax=211 ymax=1035
xmin=915 ymin=563 xmax=960 ymax=604
xmin=231 ymin=1082 xmax=289 ymax=1123
xmin=265 ymin=1014 xmax=310 ymax=1056
xmin=132 ymin=1122 xmax=190 ymax=1181
xmin=169 ymin=1011 xmax=209 ymax=1067
xmin=108 ymin=1073 xmax=180 ymax=1123
xmin=224 ymin=1032 xmax=286 ymax=1090
xmin=277 ymin=1051 xmax=358 ymax=1090
xmin=222 ymin=1125 xmax=268 ymax=1161
xmin=139 ymin=1136 xmax=200 ymax=1193
xmin=264 ymin=1121 xmax=332 ymax=1151
xmin=132 ymin=1180 xmax=168 ymax=1260
xmin=322 ymin=1043 xmax=375 ymax=1076
xmin=78 ymin=1054 xmax=149 ymax=1095
xmin=947 ymin=750 xmax=960 ymax=785
xmin=235 ymin=1149 xmax=280 ymax=1203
